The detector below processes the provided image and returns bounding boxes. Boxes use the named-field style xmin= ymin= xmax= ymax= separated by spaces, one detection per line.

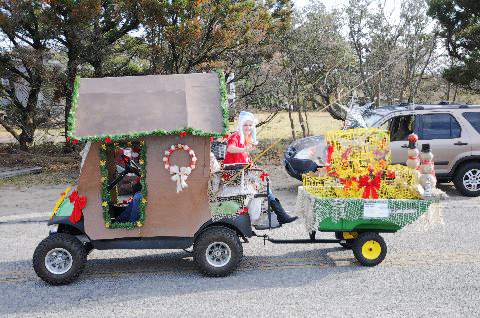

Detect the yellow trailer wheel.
xmin=353 ymin=232 xmax=387 ymax=266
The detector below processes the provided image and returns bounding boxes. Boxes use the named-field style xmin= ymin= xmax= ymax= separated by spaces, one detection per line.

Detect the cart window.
xmin=99 ymin=140 xmax=147 ymax=229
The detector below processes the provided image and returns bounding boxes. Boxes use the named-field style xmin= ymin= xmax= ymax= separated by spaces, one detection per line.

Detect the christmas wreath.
xmin=163 ymin=144 xmax=197 ymax=193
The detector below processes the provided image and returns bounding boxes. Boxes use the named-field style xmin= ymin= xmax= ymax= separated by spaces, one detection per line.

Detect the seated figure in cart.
xmin=224 ymin=111 xmax=297 ymax=227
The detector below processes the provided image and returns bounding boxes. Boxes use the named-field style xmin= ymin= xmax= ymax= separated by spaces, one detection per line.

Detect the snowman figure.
xmin=406 ymin=133 xmax=420 ymax=170
xmin=418 ymin=143 xmax=437 ymax=194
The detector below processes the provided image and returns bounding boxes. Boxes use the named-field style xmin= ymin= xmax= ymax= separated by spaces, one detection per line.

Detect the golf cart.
xmin=33 ymin=71 xmax=263 ymax=284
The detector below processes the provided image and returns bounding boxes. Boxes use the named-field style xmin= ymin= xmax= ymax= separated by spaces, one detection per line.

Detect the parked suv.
xmin=284 ymin=103 xmax=480 ymax=197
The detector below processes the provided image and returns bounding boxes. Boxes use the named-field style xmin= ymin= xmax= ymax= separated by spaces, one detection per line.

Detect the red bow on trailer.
xmin=260 ymin=171 xmax=269 ymax=181
xmin=69 ymin=190 xmax=87 ymax=224
xmin=326 ymin=142 xmax=334 ymax=164
xmin=358 ymin=174 xmax=381 ymax=199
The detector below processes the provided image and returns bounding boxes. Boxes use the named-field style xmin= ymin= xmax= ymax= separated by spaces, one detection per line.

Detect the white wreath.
xmin=163 ymin=144 xmax=197 ymax=193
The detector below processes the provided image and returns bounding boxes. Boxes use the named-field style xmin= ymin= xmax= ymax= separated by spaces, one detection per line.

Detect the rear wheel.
xmin=193 ymin=227 xmax=243 ymax=277
xmin=33 ymin=233 xmax=87 ymax=285
xmin=352 ymin=232 xmax=387 ymax=267
xmin=453 ymin=162 xmax=480 ymax=197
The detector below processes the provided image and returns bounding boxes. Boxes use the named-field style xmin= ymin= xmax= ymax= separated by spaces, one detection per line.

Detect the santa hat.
xmin=237 ymin=111 xmax=258 ymax=145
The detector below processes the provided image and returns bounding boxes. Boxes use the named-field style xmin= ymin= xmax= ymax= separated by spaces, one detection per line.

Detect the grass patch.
xmin=0 ymin=171 xmax=78 ymax=189
xmin=0 ymin=111 xmax=341 ymax=187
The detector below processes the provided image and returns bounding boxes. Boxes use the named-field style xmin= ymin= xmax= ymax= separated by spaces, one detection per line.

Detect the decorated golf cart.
xmin=33 ymin=71 xmax=265 ymax=284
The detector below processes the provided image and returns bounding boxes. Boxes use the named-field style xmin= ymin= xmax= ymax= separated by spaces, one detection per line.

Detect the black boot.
xmin=270 ymin=198 xmax=298 ymax=224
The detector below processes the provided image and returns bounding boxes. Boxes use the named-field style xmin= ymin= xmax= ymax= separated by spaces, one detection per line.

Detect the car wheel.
xmin=33 ymin=233 xmax=87 ymax=285
xmin=352 ymin=232 xmax=387 ymax=267
xmin=193 ymin=227 xmax=243 ymax=277
xmin=335 ymin=232 xmax=356 ymax=249
xmin=453 ymin=162 xmax=480 ymax=197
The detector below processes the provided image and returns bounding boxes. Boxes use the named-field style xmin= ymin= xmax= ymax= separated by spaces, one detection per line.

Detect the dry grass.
xmin=0 ymin=128 xmax=64 ymax=144
xmin=0 ymin=111 xmax=341 ymax=187
xmin=0 ymin=171 xmax=77 ymax=189
xmin=230 ymin=111 xmax=342 ymax=165
xmin=229 ymin=111 xmax=342 ymax=140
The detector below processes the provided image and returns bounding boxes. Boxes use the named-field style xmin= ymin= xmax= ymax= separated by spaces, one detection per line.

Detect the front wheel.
xmin=33 ymin=233 xmax=87 ymax=285
xmin=453 ymin=162 xmax=480 ymax=197
xmin=352 ymin=232 xmax=387 ymax=267
xmin=193 ymin=227 xmax=243 ymax=277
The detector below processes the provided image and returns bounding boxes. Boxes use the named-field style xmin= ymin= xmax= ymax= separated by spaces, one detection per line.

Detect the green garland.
xmin=66 ymin=76 xmax=81 ymax=139
xmin=67 ymin=70 xmax=229 ymax=142
xmin=100 ymin=140 xmax=148 ymax=229
xmin=216 ymin=68 xmax=229 ymax=135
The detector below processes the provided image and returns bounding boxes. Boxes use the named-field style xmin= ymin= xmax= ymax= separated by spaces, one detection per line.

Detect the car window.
xmin=390 ymin=115 xmax=415 ymax=141
xmin=420 ymin=113 xmax=461 ymax=140
xmin=378 ymin=118 xmax=390 ymax=131
xmin=462 ymin=112 xmax=480 ymax=134
xmin=362 ymin=110 xmax=383 ymax=127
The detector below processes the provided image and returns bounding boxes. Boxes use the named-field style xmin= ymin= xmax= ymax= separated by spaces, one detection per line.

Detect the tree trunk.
xmin=303 ymin=99 xmax=310 ymax=136
xmin=296 ymin=95 xmax=306 ymax=138
xmin=453 ymin=84 xmax=458 ymax=102
xmin=287 ymin=102 xmax=296 ymax=140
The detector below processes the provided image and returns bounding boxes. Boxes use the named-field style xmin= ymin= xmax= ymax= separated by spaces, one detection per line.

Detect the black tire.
xmin=335 ymin=232 xmax=355 ymax=249
xmin=453 ymin=162 xmax=480 ymax=197
xmin=33 ymin=233 xmax=87 ymax=285
xmin=193 ymin=227 xmax=243 ymax=277
xmin=352 ymin=232 xmax=387 ymax=267
xmin=84 ymin=242 xmax=94 ymax=256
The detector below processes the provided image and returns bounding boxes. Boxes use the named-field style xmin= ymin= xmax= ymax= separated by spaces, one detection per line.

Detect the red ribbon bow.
xmin=179 ymin=131 xmax=187 ymax=138
xmin=260 ymin=172 xmax=270 ymax=181
xmin=358 ymin=175 xmax=381 ymax=199
xmin=326 ymin=142 xmax=334 ymax=164
xmin=68 ymin=190 xmax=87 ymax=224
xmin=104 ymin=137 xmax=112 ymax=143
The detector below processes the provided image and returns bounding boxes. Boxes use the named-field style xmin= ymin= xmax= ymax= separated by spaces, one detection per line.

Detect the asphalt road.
xmin=0 ymin=166 xmax=479 ymax=317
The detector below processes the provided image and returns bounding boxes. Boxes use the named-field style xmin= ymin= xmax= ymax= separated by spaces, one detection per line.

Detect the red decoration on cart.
xmin=358 ymin=175 xmax=381 ymax=199
xmin=326 ymin=142 xmax=334 ymax=164
xmin=260 ymin=171 xmax=269 ymax=181
xmin=179 ymin=131 xmax=187 ymax=138
xmin=68 ymin=190 xmax=87 ymax=224
xmin=104 ymin=137 xmax=112 ymax=143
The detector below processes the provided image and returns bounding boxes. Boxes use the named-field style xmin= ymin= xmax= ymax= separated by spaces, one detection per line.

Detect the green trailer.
xmin=264 ymin=186 xmax=434 ymax=267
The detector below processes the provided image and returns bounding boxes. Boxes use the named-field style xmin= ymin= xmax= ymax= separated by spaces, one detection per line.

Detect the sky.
xmin=293 ymin=0 xmax=400 ymax=13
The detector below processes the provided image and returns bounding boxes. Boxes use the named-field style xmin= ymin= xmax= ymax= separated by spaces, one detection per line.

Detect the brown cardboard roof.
xmin=72 ymin=72 xmax=226 ymax=140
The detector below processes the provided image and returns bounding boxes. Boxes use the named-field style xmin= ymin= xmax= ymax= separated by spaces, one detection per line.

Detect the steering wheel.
xmin=122 ymin=154 xmax=141 ymax=176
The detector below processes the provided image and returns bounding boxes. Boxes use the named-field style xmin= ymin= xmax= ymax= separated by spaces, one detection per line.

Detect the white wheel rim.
xmin=45 ymin=248 xmax=73 ymax=275
xmin=205 ymin=242 xmax=231 ymax=268
xmin=463 ymin=169 xmax=480 ymax=191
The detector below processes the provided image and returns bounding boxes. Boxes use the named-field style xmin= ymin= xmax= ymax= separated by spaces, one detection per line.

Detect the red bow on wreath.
xmin=69 ymin=190 xmax=87 ymax=224
xmin=260 ymin=171 xmax=269 ymax=181
xmin=358 ymin=174 xmax=381 ymax=199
